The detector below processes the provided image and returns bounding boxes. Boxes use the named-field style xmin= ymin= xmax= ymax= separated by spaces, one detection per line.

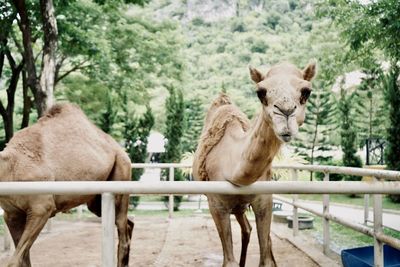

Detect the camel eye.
xmin=300 ymin=87 xmax=311 ymax=104
xmin=256 ymin=87 xmax=268 ymax=105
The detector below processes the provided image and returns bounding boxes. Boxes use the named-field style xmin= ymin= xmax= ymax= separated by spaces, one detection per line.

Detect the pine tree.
xmin=353 ymin=62 xmax=386 ymax=147
xmin=99 ymin=91 xmax=118 ymax=134
xmin=383 ymin=65 xmax=400 ymax=202
xmin=338 ymin=88 xmax=363 ymax=183
xmin=181 ymin=98 xmax=204 ymax=153
xmin=294 ymin=80 xmax=336 ymax=181
xmin=121 ymin=88 xmax=155 ymax=208
xmin=161 ymin=87 xmax=185 ymax=210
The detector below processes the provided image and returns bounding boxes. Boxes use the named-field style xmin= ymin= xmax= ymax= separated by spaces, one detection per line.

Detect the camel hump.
xmin=193 ymin=94 xmax=250 ymax=181
xmin=202 ymin=92 xmax=232 ymax=129
xmin=42 ymin=102 xmax=83 ymax=119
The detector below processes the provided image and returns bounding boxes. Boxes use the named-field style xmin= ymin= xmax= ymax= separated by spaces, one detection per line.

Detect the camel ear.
xmin=249 ymin=66 xmax=264 ymax=83
xmin=303 ymin=60 xmax=317 ymax=81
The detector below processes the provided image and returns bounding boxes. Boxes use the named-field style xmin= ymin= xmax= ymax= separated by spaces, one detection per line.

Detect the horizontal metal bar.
xmin=0 ymin=181 xmax=399 ymax=195
xmin=273 ymin=164 xmax=400 ymax=181
xmin=132 ymin=163 xmax=191 ymax=169
xmin=274 ymin=196 xmax=400 ymax=250
xmin=130 ymin=163 xmax=400 ymax=181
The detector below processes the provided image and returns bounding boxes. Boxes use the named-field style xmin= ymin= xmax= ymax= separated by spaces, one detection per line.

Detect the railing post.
xmin=102 ymin=193 xmax=115 ymax=267
xmin=292 ymin=169 xmax=298 ymax=236
xmin=169 ymin=167 xmax=174 ymax=219
xmin=4 ymin=224 xmax=11 ymax=251
xmin=364 ymin=194 xmax=370 ymax=225
xmin=373 ymin=177 xmax=383 ymax=267
xmin=323 ymin=172 xmax=330 ymax=255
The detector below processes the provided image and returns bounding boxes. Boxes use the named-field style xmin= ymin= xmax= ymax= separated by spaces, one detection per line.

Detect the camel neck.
xmin=228 ymin=111 xmax=282 ymax=186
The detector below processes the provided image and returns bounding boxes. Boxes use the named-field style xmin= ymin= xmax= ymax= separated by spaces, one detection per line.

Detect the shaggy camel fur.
xmin=0 ymin=103 xmax=133 ymax=267
xmin=193 ymin=61 xmax=316 ymax=267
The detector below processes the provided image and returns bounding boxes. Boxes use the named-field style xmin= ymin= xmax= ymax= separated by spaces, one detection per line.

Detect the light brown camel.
xmin=192 ymin=61 xmax=316 ymax=267
xmin=0 ymin=103 xmax=133 ymax=267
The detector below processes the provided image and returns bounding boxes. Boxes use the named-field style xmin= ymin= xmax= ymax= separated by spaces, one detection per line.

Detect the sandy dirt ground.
xmin=0 ymin=215 xmax=320 ymax=267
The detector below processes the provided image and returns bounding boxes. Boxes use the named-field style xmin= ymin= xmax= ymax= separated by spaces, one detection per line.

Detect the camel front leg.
xmin=251 ymin=195 xmax=277 ymax=267
xmin=3 ymin=212 xmax=31 ymax=267
xmin=209 ymin=202 xmax=238 ymax=267
xmin=234 ymin=212 xmax=252 ymax=267
xmin=6 ymin=200 xmax=54 ymax=267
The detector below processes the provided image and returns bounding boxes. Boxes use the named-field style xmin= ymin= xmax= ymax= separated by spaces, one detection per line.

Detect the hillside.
xmin=129 ymin=0 xmax=327 ymax=121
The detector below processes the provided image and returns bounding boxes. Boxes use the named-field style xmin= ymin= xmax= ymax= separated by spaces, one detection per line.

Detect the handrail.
xmin=2 ymin=163 xmax=399 ymax=267
xmin=131 ymin=163 xmax=400 ymax=181
xmin=0 ymin=181 xmax=398 ymax=195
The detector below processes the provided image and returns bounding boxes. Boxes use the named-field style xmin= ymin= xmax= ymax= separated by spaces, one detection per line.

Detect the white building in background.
xmin=146 ymin=131 xmax=165 ymax=163
xmin=140 ymin=131 xmax=165 ymax=182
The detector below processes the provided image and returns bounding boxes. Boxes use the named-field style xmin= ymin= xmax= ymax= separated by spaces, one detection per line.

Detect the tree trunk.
xmin=21 ymin=70 xmax=32 ymax=129
xmin=39 ymin=0 xmax=58 ymax=112
xmin=13 ymin=0 xmax=58 ymax=117
xmin=13 ymin=0 xmax=44 ymax=116
xmin=0 ymin=53 xmax=24 ymax=142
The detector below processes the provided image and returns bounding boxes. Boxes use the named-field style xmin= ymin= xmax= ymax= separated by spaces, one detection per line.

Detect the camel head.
xmin=249 ymin=61 xmax=316 ymax=143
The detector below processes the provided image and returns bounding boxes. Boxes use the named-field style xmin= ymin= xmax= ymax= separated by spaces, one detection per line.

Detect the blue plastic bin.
xmin=341 ymin=245 xmax=400 ymax=267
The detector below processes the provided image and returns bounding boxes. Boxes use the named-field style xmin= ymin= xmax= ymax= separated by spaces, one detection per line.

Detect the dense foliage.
xmin=160 ymin=87 xmax=185 ymax=210
xmin=338 ymin=88 xmax=363 ymax=182
xmin=383 ymin=68 xmax=400 ymax=202
xmin=125 ymin=105 xmax=155 ymax=207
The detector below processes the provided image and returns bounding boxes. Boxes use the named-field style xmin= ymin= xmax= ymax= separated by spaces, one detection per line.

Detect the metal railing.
xmin=0 ymin=163 xmax=399 ymax=267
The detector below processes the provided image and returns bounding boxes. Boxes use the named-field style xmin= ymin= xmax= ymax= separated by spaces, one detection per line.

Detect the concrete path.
xmin=275 ymin=197 xmax=400 ymax=232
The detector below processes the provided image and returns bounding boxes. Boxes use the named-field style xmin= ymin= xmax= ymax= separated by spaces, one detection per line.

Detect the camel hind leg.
xmin=109 ymin=153 xmax=134 ymax=267
xmin=235 ymin=212 xmax=252 ymax=267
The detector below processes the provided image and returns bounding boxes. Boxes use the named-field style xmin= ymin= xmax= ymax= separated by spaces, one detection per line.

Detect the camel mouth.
xmin=279 ymin=134 xmax=292 ymax=142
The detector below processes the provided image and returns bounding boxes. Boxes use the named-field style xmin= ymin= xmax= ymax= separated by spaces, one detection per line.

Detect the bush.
xmin=250 ymin=39 xmax=269 ymax=53
xmin=231 ymin=19 xmax=246 ymax=32
xmin=315 ymin=159 xmax=345 ymax=181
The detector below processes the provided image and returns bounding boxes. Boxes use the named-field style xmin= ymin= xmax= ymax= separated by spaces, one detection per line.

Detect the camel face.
xmin=250 ymin=61 xmax=316 ymax=142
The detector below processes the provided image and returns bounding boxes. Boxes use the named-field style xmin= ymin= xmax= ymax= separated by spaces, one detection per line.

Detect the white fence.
xmin=1 ymin=163 xmax=400 ymax=267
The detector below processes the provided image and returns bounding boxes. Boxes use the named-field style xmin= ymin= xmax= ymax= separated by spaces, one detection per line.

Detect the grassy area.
xmin=290 ymin=194 xmax=400 ymax=211
xmin=137 ymin=195 xmax=164 ymax=202
xmin=279 ymin=170 xmax=400 ymax=211
xmin=304 ymin=216 xmax=400 ymax=253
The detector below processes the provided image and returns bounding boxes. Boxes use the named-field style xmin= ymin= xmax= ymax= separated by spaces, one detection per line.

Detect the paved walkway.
xmin=275 ymin=197 xmax=400 ymax=232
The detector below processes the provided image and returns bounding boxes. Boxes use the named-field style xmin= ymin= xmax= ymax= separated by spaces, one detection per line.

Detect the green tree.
xmin=338 ymin=87 xmax=363 ymax=183
xmin=353 ymin=62 xmax=386 ymax=146
xmin=322 ymin=0 xmax=400 ymax=201
xmin=161 ymin=87 xmax=185 ymax=210
xmin=181 ymin=98 xmax=204 ymax=153
xmin=99 ymin=91 xmax=118 ymax=134
xmin=294 ymin=84 xmax=336 ymax=180
xmin=293 ymin=53 xmax=340 ymax=180
xmin=124 ymin=104 xmax=155 ymax=208
xmin=383 ymin=67 xmax=400 ymax=202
